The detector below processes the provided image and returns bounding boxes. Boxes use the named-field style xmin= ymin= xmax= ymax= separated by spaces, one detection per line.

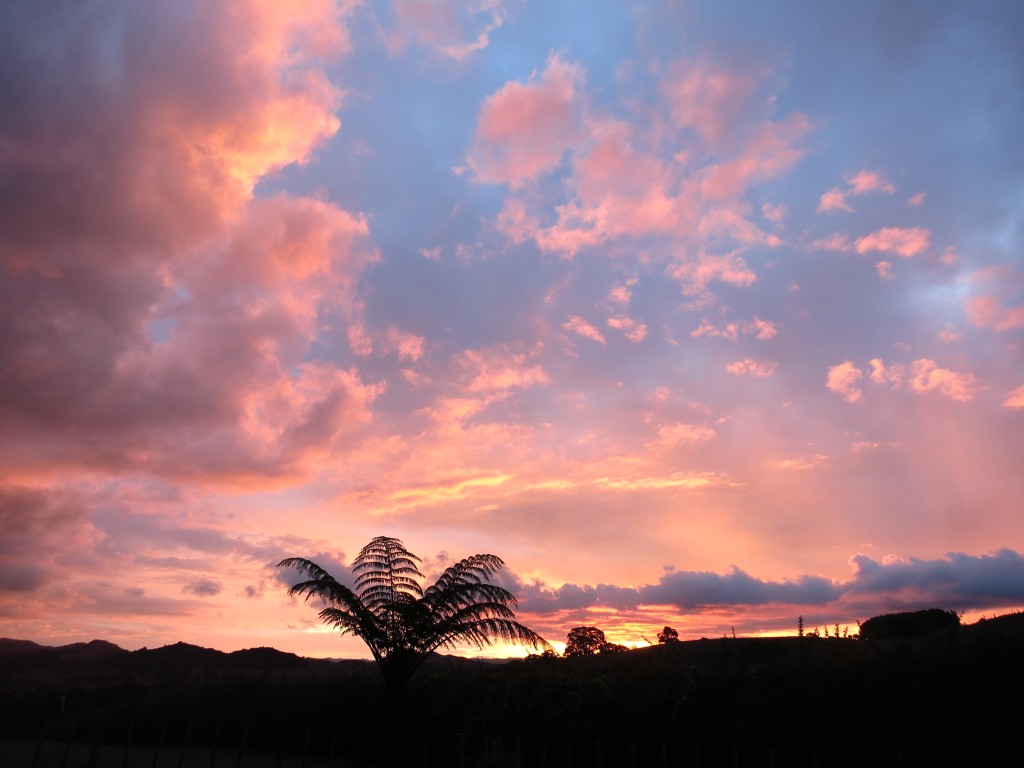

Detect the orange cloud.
xmin=649 ymin=422 xmax=717 ymax=449
xmin=462 ymin=345 xmax=550 ymax=393
xmin=1003 ymin=386 xmax=1024 ymax=409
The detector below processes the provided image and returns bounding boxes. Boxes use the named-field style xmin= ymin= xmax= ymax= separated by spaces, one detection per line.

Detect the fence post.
xmin=32 ymin=714 xmax=49 ymax=768
xmin=275 ymin=729 xmax=288 ymax=768
xmin=60 ymin=715 xmax=76 ymax=768
xmin=152 ymin=720 xmax=166 ymax=768
xmin=177 ymin=722 xmax=193 ymax=768
xmin=453 ymin=733 xmax=466 ymax=768
xmin=210 ymin=723 xmax=220 ymax=768
xmin=235 ymin=724 xmax=249 ymax=768
xmin=122 ymin=719 xmax=134 ymax=768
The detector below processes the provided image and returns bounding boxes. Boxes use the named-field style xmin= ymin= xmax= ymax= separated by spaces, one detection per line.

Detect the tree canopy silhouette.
xmin=564 ymin=626 xmax=607 ymax=657
xmin=278 ymin=536 xmax=549 ymax=696
xmin=658 ymin=626 xmax=679 ymax=643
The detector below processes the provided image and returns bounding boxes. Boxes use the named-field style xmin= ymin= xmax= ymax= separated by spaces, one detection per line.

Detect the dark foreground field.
xmin=2 ymin=613 xmax=1022 ymax=767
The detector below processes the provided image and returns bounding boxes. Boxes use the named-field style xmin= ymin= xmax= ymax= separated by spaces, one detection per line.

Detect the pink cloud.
xmin=909 ymin=359 xmax=977 ymax=402
xmin=462 ymin=346 xmax=550 ymax=393
xmin=817 ymin=188 xmax=853 ymax=213
xmin=817 ymin=170 xmax=895 ymax=214
xmin=846 ymin=170 xmax=895 ymax=195
xmin=383 ymin=0 xmax=508 ymax=60
xmin=0 ymin=0 xmax=371 ymax=489
xmin=563 ymin=315 xmax=607 ymax=344
xmin=693 ymin=319 xmax=740 ymax=340
xmin=606 ymin=315 xmax=648 ymax=342
xmin=649 ymin=422 xmax=717 ymax=449
xmin=907 ymin=191 xmax=926 ymax=206
xmin=662 ymin=59 xmax=758 ymax=145
xmin=868 ymin=358 xmax=904 ymax=388
xmin=692 ymin=317 xmax=776 ymax=341
xmin=607 ymin=282 xmax=635 ymax=304
xmin=809 ymin=233 xmax=853 ymax=252
xmin=726 ymin=359 xmax=777 ymax=378
xmin=1003 ymin=386 xmax=1024 ymax=409
xmin=855 ymin=227 xmax=931 ymax=257
xmin=745 ymin=317 xmax=778 ymax=340
xmin=964 ymin=268 xmax=1024 ymax=331
xmin=468 ymin=54 xmax=583 ymax=186
xmin=761 ymin=203 xmax=787 ymax=224
xmin=827 ymin=361 xmax=864 ymax=403
xmin=699 ymin=112 xmax=811 ymax=200
xmin=875 ymin=260 xmax=894 ymax=279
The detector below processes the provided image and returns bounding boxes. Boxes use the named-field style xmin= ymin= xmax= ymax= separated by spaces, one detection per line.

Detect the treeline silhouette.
xmin=2 ymin=611 xmax=1022 ymax=766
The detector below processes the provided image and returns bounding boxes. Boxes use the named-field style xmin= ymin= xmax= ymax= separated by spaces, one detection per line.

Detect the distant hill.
xmin=1 ymin=615 xmax=1022 ymax=762
xmin=0 ymin=636 xmax=369 ymax=691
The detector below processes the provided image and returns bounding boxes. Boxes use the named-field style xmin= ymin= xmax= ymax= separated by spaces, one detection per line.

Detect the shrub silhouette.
xmin=859 ymin=608 xmax=960 ymax=640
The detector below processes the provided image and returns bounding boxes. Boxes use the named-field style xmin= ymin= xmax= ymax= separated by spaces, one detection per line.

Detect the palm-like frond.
xmin=279 ymin=537 xmax=550 ymax=692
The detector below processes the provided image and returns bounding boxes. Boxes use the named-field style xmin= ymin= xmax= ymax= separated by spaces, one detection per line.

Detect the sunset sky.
xmin=2 ymin=0 xmax=1023 ymax=658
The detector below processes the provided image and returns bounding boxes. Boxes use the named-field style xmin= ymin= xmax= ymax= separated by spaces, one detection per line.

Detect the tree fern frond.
xmin=280 ymin=537 xmax=549 ymax=696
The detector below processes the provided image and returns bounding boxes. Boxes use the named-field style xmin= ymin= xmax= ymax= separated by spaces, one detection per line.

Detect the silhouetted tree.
xmin=565 ymin=626 xmax=607 ymax=657
xmin=279 ymin=536 xmax=549 ymax=699
xmin=859 ymin=608 xmax=960 ymax=641
xmin=657 ymin=626 xmax=679 ymax=643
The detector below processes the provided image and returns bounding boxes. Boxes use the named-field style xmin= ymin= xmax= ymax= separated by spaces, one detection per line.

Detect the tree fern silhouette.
xmin=279 ymin=536 xmax=549 ymax=697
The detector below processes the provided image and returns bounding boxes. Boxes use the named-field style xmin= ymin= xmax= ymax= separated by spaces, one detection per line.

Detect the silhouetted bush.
xmin=859 ymin=608 xmax=960 ymax=640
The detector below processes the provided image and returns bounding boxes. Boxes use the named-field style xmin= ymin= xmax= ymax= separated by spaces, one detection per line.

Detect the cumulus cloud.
xmin=846 ymin=170 xmax=895 ymax=195
xmin=826 ymin=361 xmax=864 ymax=403
xmin=817 ymin=188 xmax=854 ymax=214
xmin=726 ymin=359 xmax=777 ymax=378
xmin=563 ymin=315 xmax=607 ymax=345
xmin=808 ymin=233 xmax=853 ymax=252
xmin=513 ymin=550 xmax=1024 ymax=619
xmin=908 ymin=359 xmax=977 ymax=402
xmin=649 ymin=422 xmax=717 ymax=449
xmin=846 ymin=550 xmax=1024 ymax=610
xmin=382 ymin=0 xmax=510 ymax=61
xmin=606 ymin=315 xmax=648 ymax=342
xmin=964 ymin=267 xmax=1024 ymax=331
xmin=0 ymin=1 xmax=380 ymax=483
xmin=467 ymin=54 xmax=583 ymax=186
xmin=834 ymin=358 xmax=976 ymax=402
xmin=761 ymin=203 xmax=787 ymax=224
xmin=662 ymin=59 xmax=758 ymax=145
xmin=816 ymin=169 xmax=895 ymax=213
xmin=855 ymin=227 xmax=931 ymax=258
xmin=480 ymin=54 xmax=809 ymax=300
